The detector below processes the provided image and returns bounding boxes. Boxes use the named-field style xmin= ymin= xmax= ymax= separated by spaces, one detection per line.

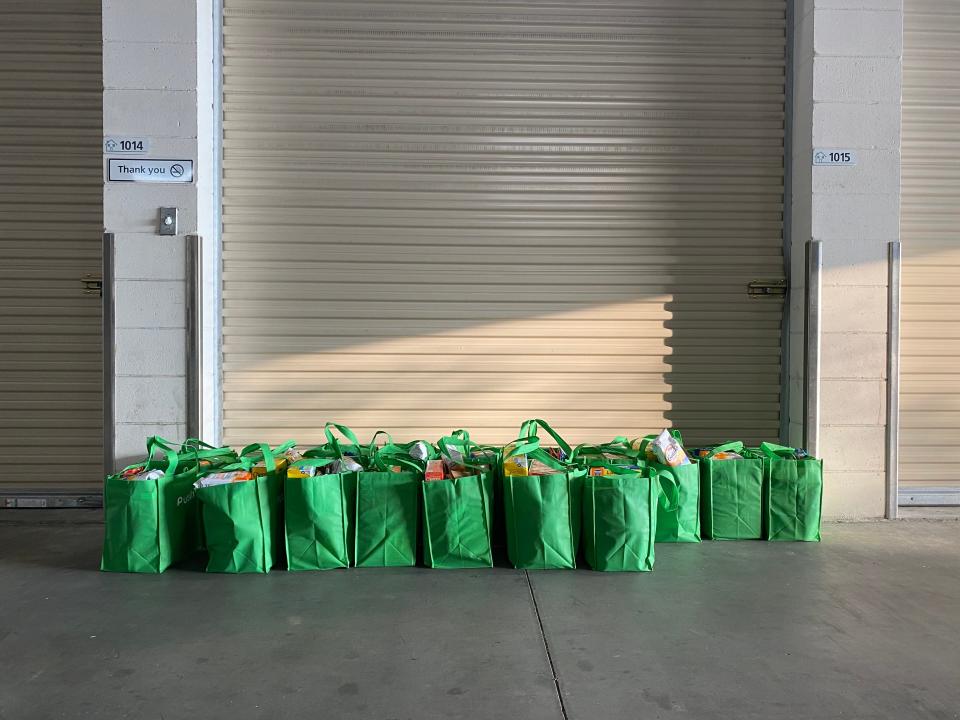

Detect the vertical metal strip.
xmin=804 ymin=240 xmax=822 ymax=456
xmin=186 ymin=235 xmax=202 ymax=440
xmin=212 ymin=0 xmax=225 ymax=445
xmin=886 ymin=241 xmax=901 ymax=519
xmin=102 ymin=232 xmax=115 ymax=476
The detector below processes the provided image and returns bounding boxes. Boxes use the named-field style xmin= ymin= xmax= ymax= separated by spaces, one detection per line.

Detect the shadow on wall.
xmin=216 ymin=0 xmax=792 ymax=450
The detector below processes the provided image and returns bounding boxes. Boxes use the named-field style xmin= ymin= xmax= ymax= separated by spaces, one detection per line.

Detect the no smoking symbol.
xmin=170 ymin=163 xmax=185 ymax=178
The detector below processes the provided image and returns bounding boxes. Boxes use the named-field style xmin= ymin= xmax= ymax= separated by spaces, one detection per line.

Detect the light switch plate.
xmin=158 ymin=207 xmax=178 ymax=236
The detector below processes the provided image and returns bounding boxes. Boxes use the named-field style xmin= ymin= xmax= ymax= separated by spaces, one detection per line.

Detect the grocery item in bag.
xmin=545 ymin=447 xmax=568 ymax=462
xmin=409 ymin=441 xmax=432 ymax=462
xmin=425 ymin=459 xmax=445 ymax=481
xmin=691 ymin=447 xmax=742 ymax=461
xmin=125 ymin=468 xmax=164 ymax=482
xmin=649 ymin=429 xmax=691 ymax=467
xmin=194 ymin=470 xmax=254 ymax=488
xmin=588 ymin=466 xmax=614 ymax=477
xmin=503 ymin=444 xmax=530 ymax=476
xmin=330 ymin=456 xmax=363 ymax=473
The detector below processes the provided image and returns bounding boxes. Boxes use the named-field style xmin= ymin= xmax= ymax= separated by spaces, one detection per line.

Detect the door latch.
xmin=81 ymin=274 xmax=103 ymax=297
xmin=747 ymin=279 xmax=787 ymax=298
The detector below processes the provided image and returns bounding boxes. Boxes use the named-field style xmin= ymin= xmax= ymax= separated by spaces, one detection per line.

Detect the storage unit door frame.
xmin=219 ymin=0 xmax=789 ymax=448
xmin=0 ymin=0 xmax=104 ymax=498
xmin=900 ymin=0 xmax=960 ymax=500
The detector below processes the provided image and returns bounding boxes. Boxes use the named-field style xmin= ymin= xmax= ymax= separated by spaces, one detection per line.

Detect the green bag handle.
xmin=327 ymin=436 xmax=347 ymax=462
xmin=369 ymin=430 xmax=392 ymax=453
xmin=324 ymin=422 xmax=361 ymax=447
xmin=237 ymin=441 xmax=295 ymax=473
xmin=503 ymin=436 xmax=542 ymax=460
xmin=519 ymin=419 xmax=572 ymax=457
xmin=758 ymin=441 xmax=802 ymax=459
xmin=438 ymin=435 xmax=491 ymax=472
xmin=302 ymin=439 xmax=342 ymax=460
xmin=240 ymin=443 xmax=277 ymax=472
xmin=127 ymin=444 xmax=180 ymax=478
xmin=158 ymin=446 xmax=180 ymax=478
xmin=371 ymin=442 xmax=424 ymax=473
xmin=706 ymin=441 xmax=745 ymax=459
xmin=146 ymin=435 xmax=180 ymax=454
xmin=569 ymin=443 xmax=637 ymax=464
xmin=504 ymin=436 xmax=569 ymax=472
xmin=181 ymin=437 xmax=218 ymax=451
xmin=147 ymin=435 xmax=235 ymax=464
xmin=652 ymin=466 xmax=681 ymax=513
xmin=449 ymin=430 xmax=500 ymax=463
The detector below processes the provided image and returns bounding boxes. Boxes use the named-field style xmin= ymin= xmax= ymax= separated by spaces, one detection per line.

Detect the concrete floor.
xmin=0 ymin=512 xmax=957 ymax=720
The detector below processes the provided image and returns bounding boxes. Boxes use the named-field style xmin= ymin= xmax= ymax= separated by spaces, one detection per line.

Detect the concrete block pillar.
xmin=789 ymin=0 xmax=903 ymax=518
xmin=102 ymin=0 xmax=216 ymax=466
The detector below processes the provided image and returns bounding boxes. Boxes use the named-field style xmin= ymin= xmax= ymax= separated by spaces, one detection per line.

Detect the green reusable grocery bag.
xmin=284 ymin=457 xmax=356 ymax=571
xmin=502 ymin=435 xmax=585 ymax=570
xmin=195 ymin=441 xmax=294 ymax=573
xmin=654 ymin=462 xmax=701 ymax=543
xmin=422 ymin=473 xmax=494 ymax=569
xmin=101 ymin=444 xmax=201 ymax=573
xmin=572 ymin=435 xmax=701 ymax=544
xmin=420 ymin=433 xmax=495 ymax=569
xmin=700 ymin=442 xmax=764 ymax=540
xmin=756 ymin=442 xmax=823 ymax=542
xmin=354 ymin=472 xmax=419 ymax=567
xmin=350 ymin=444 xmax=422 ymax=567
xmin=582 ymin=463 xmax=677 ymax=572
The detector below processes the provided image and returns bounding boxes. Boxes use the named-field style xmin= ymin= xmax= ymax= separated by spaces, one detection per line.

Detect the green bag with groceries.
xmin=580 ymin=459 xmax=679 ymax=572
xmin=194 ymin=441 xmax=296 ymax=573
xmin=698 ymin=441 xmax=764 ymax=540
xmin=421 ymin=431 xmax=497 ymax=569
xmin=284 ymin=456 xmax=355 ymax=570
xmin=503 ymin=421 xmax=585 ymax=570
xmin=620 ymin=430 xmax=701 ymax=543
xmin=753 ymin=442 xmax=823 ymax=542
xmin=352 ymin=439 xmax=423 ymax=567
xmin=101 ymin=440 xmax=203 ymax=573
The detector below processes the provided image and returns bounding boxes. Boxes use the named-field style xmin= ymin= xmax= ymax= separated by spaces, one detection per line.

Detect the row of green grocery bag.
xmin=100 ymin=420 xmax=824 ymax=574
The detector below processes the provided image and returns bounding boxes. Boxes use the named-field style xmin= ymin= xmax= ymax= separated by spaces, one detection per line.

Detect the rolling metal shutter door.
xmin=901 ymin=1 xmax=960 ymax=487
xmin=221 ymin=0 xmax=787 ymax=447
xmin=0 ymin=1 xmax=103 ymax=490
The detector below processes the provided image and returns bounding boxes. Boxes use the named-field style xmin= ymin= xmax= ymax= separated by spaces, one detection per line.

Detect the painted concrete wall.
xmin=102 ymin=0 xmax=904 ymax=517
xmin=102 ymin=0 xmax=210 ymax=465
xmin=789 ymin=0 xmax=902 ymax=518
